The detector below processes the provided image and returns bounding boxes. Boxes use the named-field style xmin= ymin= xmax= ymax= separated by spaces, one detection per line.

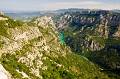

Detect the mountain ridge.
xmin=0 ymin=13 xmax=111 ymax=79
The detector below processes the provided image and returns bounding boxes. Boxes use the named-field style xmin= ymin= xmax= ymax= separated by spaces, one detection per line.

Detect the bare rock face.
xmin=34 ymin=16 xmax=55 ymax=29
xmin=0 ymin=64 xmax=11 ymax=79
xmin=114 ymin=25 xmax=120 ymax=37
xmin=56 ymin=11 xmax=120 ymax=37
xmin=89 ymin=40 xmax=104 ymax=51
xmin=84 ymin=36 xmax=105 ymax=51
xmin=18 ymin=47 xmax=44 ymax=78
xmin=96 ymin=18 xmax=109 ymax=38
xmin=0 ymin=17 xmax=8 ymax=21
xmin=0 ymin=26 xmax=42 ymax=54
xmin=55 ymin=10 xmax=120 ymax=53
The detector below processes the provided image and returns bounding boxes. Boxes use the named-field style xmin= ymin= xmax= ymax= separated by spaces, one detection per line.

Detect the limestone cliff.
xmin=54 ymin=10 xmax=120 ymax=78
xmin=0 ymin=14 xmax=110 ymax=79
xmin=56 ymin=11 xmax=120 ymax=52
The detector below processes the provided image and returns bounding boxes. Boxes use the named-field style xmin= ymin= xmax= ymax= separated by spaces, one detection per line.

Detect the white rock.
xmin=0 ymin=17 xmax=8 ymax=21
xmin=16 ymin=69 xmax=30 ymax=79
xmin=0 ymin=64 xmax=11 ymax=79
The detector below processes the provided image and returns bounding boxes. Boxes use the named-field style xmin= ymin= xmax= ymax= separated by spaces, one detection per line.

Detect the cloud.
xmin=0 ymin=0 xmax=120 ymax=11
xmin=43 ymin=1 xmax=120 ymax=10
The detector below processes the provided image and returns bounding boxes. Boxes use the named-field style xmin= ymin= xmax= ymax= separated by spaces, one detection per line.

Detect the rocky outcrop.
xmin=89 ymin=40 xmax=104 ymax=51
xmin=114 ymin=24 xmax=120 ymax=37
xmin=0 ymin=26 xmax=42 ymax=54
xmin=0 ymin=17 xmax=8 ymax=21
xmin=0 ymin=64 xmax=11 ymax=79
xmin=56 ymin=11 xmax=120 ymax=37
xmin=0 ymin=15 xmax=110 ymax=79
xmin=96 ymin=17 xmax=109 ymax=38
xmin=34 ymin=16 xmax=55 ymax=29
xmin=55 ymin=10 xmax=120 ymax=52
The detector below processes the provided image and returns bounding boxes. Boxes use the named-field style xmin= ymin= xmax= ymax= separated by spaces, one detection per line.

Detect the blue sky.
xmin=0 ymin=0 xmax=120 ymax=11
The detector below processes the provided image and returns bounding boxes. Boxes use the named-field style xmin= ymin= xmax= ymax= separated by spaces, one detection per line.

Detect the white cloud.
xmin=0 ymin=0 xmax=120 ymax=11
xmin=42 ymin=1 xmax=120 ymax=10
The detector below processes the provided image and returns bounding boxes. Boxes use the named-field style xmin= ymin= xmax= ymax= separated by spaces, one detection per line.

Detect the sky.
xmin=0 ymin=0 xmax=120 ymax=12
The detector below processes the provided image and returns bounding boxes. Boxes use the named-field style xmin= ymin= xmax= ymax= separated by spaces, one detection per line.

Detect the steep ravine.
xmin=55 ymin=10 xmax=120 ymax=78
xmin=0 ymin=14 xmax=111 ymax=79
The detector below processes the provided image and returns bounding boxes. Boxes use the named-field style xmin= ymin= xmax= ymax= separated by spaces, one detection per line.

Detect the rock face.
xmin=0 ymin=64 xmax=11 ymax=79
xmin=0 ymin=26 xmax=42 ymax=54
xmin=114 ymin=25 xmax=120 ymax=37
xmin=0 ymin=15 xmax=110 ymax=79
xmin=87 ymin=39 xmax=104 ymax=51
xmin=0 ymin=17 xmax=8 ymax=21
xmin=55 ymin=10 xmax=120 ymax=76
xmin=34 ymin=16 xmax=55 ymax=28
xmin=56 ymin=10 xmax=120 ymax=51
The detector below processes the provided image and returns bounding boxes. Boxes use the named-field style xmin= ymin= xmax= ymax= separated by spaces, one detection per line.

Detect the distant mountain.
xmin=4 ymin=8 xmax=101 ymax=21
xmin=112 ymin=9 xmax=120 ymax=13
xmin=5 ymin=12 xmax=42 ymax=21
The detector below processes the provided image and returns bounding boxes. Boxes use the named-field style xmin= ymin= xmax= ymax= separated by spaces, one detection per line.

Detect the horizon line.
xmin=1 ymin=8 xmax=120 ymax=13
